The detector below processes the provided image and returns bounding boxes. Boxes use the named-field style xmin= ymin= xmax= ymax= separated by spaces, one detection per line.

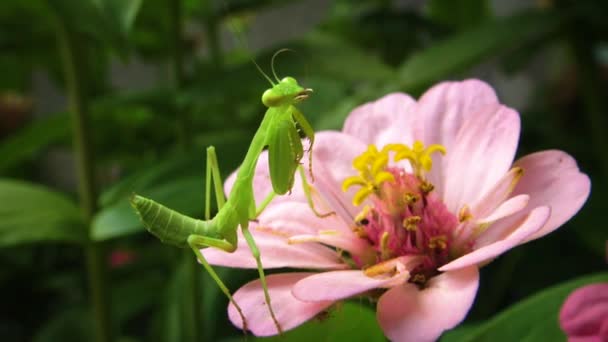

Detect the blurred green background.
xmin=0 ymin=0 xmax=607 ymax=341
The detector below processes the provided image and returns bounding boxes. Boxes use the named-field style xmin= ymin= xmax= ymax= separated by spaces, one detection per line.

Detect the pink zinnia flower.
xmin=203 ymin=79 xmax=591 ymax=341
xmin=560 ymin=283 xmax=608 ymax=342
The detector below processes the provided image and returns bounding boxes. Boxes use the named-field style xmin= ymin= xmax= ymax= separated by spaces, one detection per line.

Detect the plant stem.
xmin=55 ymin=18 xmax=112 ymax=342
xmin=170 ymin=1 xmax=202 ymax=341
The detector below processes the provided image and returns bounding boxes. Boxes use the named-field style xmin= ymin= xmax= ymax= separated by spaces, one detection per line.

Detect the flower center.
xmin=343 ymin=141 xmax=457 ymax=286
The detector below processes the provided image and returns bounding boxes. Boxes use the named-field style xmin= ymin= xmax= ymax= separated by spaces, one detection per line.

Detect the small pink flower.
xmin=560 ymin=283 xmax=608 ymax=342
xmin=108 ymin=249 xmax=136 ymax=268
xmin=203 ymin=80 xmax=591 ymax=341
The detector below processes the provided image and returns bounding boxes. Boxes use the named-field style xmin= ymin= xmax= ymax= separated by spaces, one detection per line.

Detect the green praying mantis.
xmin=130 ymin=57 xmax=333 ymax=334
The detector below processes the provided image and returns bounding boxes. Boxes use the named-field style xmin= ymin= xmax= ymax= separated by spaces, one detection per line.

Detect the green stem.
xmin=170 ymin=1 xmax=202 ymax=341
xmin=54 ymin=18 xmax=112 ymax=342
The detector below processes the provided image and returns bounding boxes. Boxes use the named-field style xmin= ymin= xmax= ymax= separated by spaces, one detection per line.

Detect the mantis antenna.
xmin=270 ymin=48 xmax=294 ymax=83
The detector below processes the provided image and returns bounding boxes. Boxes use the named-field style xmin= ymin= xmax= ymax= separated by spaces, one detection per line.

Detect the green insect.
xmin=131 ymin=63 xmax=333 ymax=334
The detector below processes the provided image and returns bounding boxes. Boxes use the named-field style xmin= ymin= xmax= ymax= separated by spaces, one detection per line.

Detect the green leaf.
xmin=91 ymin=177 xmax=204 ymax=241
xmin=0 ymin=114 xmax=70 ymax=172
xmin=396 ymin=10 xmax=563 ymax=92
xmin=0 ymin=179 xmax=85 ymax=246
xmin=442 ymin=272 xmax=608 ymax=342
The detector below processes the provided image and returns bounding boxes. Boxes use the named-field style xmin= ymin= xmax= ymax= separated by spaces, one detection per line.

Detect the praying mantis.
xmin=130 ymin=60 xmax=332 ymax=334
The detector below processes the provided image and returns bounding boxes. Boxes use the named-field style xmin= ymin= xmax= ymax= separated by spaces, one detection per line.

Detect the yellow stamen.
xmin=354 ymin=205 xmax=372 ymax=225
xmin=402 ymin=216 xmax=421 ymax=231
xmin=392 ymin=140 xmax=447 ymax=178
xmin=428 ymin=235 xmax=447 ymax=250
xmin=420 ymin=181 xmax=435 ymax=194
xmin=458 ymin=205 xmax=472 ymax=222
xmin=380 ymin=231 xmax=391 ymax=260
xmin=411 ymin=274 xmax=427 ymax=285
xmin=342 ymin=144 xmax=395 ymax=206
xmin=404 ymin=193 xmax=420 ymax=205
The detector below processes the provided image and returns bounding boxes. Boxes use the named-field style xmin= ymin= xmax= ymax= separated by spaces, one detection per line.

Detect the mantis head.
xmin=261 ymin=76 xmax=313 ymax=108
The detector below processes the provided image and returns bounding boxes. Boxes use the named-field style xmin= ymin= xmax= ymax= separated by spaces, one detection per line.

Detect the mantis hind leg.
xmin=240 ymin=220 xmax=283 ymax=335
xmin=205 ymin=146 xmax=226 ymax=220
xmin=198 ymin=147 xmax=249 ymax=331
xmin=298 ymin=166 xmax=335 ymax=218
xmin=188 ymin=235 xmax=248 ymax=333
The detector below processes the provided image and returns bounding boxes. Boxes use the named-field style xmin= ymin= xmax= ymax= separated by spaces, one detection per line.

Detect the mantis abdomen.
xmin=131 ymin=194 xmax=216 ymax=248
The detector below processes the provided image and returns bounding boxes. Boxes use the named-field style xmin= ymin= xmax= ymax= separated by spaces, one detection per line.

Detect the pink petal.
xmin=412 ymin=79 xmax=501 ymax=198
xmin=440 ymin=206 xmax=550 ymax=272
xmin=343 ymin=92 xmax=416 ymax=147
xmin=511 ymin=150 xmax=590 ymax=242
xmin=202 ymin=230 xmax=346 ymax=270
xmin=442 ymin=104 xmax=520 ymax=213
xmin=477 ymin=194 xmax=529 ymax=224
xmin=470 ymin=167 xmax=524 ymax=219
xmin=228 ymin=273 xmax=334 ymax=336
xmin=258 ymin=201 xmax=371 ymax=256
xmin=292 ymin=269 xmax=408 ymax=302
xmin=377 ymin=266 xmax=479 ymax=342
xmin=560 ymin=283 xmax=608 ymax=338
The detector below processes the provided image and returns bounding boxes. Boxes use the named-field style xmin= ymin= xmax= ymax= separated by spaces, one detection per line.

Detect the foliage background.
xmin=0 ymin=0 xmax=606 ymax=341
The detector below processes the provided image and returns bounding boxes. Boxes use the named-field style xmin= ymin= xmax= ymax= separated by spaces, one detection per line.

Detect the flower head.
xmin=560 ymin=283 xmax=608 ymax=341
xmin=203 ymin=79 xmax=591 ymax=341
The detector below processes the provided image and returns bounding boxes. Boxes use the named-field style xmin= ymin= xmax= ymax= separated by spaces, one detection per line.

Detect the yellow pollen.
xmin=354 ymin=205 xmax=372 ymax=225
xmin=385 ymin=140 xmax=446 ymax=179
xmin=342 ymin=145 xmax=395 ymax=206
xmin=411 ymin=274 xmax=427 ymax=285
xmin=404 ymin=193 xmax=420 ymax=205
xmin=420 ymin=181 xmax=435 ymax=194
xmin=458 ymin=205 xmax=472 ymax=222
xmin=428 ymin=235 xmax=447 ymax=250
xmin=402 ymin=216 xmax=421 ymax=231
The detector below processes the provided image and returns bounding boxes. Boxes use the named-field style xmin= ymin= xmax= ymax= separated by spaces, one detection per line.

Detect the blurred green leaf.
xmin=98 ymin=151 xmax=204 ymax=207
xmin=47 ymin=0 xmax=141 ymax=52
xmin=0 ymin=114 xmax=70 ymax=172
xmin=33 ymin=308 xmax=93 ymax=342
xmin=320 ymin=10 xmax=566 ymax=129
xmin=113 ymin=271 xmax=165 ymax=327
xmin=92 ymin=177 xmax=204 ymax=241
xmin=396 ymin=10 xmax=563 ymax=92
xmin=442 ymin=272 xmax=608 ymax=342
xmin=427 ymin=0 xmax=492 ymax=30
xmin=159 ymin=254 xmax=253 ymax=341
xmin=0 ymin=179 xmax=85 ymax=246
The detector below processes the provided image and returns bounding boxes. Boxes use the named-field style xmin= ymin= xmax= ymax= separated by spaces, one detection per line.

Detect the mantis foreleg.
xmin=298 ymin=166 xmax=335 ymax=218
xmin=292 ymin=107 xmax=315 ymax=181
